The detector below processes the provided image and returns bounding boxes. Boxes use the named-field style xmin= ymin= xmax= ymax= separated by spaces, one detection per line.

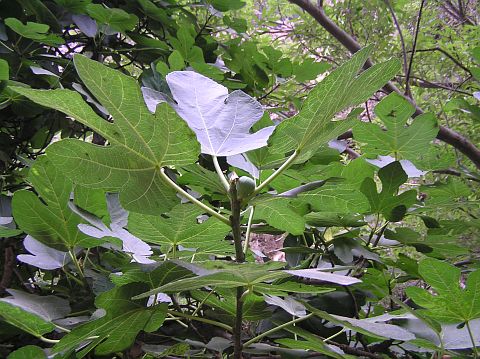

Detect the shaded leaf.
xmin=128 ymin=204 xmax=233 ymax=255
xmin=4 ymin=18 xmax=63 ymax=46
xmin=53 ymin=284 xmax=167 ymax=355
xmin=360 ymin=161 xmax=417 ymax=221
xmin=12 ymin=156 xmax=97 ymax=250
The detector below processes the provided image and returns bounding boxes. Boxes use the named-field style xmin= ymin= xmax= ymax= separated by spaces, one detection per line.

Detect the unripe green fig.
xmin=236 ymin=176 xmax=256 ymax=199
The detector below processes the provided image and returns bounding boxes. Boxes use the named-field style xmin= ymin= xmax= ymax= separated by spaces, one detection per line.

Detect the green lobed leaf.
xmin=353 ymin=93 xmax=439 ymax=165
xmin=12 ymin=55 xmax=200 ymax=215
xmin=133 ymin=261 xmax=288 ymax=298
xmin=12 ymin=156 xmax=98 ymax=250
xmin=53 ymin=283 xmax=167 ymax=355
xmin=110 ymin=261 xmax=193 ymax=288
xmin=406 ymin=258 xmax=480 ymax=323
xmin=128 ymin=204 xmax=233 ymax=255
xmin=268 ymin=46 xmax=400 ymax=159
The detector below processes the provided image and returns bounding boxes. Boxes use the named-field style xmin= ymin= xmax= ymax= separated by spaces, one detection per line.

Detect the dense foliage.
xmin=0 ymin=0 xmax=479 ymax=358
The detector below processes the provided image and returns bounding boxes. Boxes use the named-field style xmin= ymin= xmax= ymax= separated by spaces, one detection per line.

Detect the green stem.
xmin=229 ymin=178 xmax=245 ymax=359
xmin=69 ymin=250 xmax=84 ymax=278
xmin=53 ymin=323 xmax=71 ymax=333
xmin=466 ymin=320 xmax=478 ymax=358
xmin=324 ymin=328 xmax=345 ymax=342
xmin=159 ymin=168 xmax=229 ymax=225
xmin=212 ymin=155 xmax=230 ymax=191
xmin=62 ymin=267 xmax=84 ymax=286
xmin=192 ymin=288 xmax=215 ymax=317
xmin=243 ymin=206 xmax=255 ymax=254
xmin=167 ymin=310 xmax=232 ymax=332
xmin=243 ymin=313 xmax=314 ymax=347
xmin=253 ymin=151 xmax=298 ymax=195
xmin=39 ymin=336 xmax=60 ymax=344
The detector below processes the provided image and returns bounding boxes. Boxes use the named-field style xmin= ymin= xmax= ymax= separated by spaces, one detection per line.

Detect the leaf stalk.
xmin=159 ymin=167 xmax=229 ymax=225
xmin=253 ymin=151 xmax=298 ymax=195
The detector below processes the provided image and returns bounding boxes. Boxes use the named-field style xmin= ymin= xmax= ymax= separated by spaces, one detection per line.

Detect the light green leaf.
xmin=293 ymin=58 xmax=331 ymax=82
xmin=419 ymin=258 xmax=461 ymax=296
xmin=168 ymin=50 xmax=185 ymax=71
xmin=86 ymin=4 xmax=138 ymax=32
xmin=12 ymin=55 xmax=200 ymax=215
xmin=253 ymin=196 xmax=305 ymax=235
xmin=406 ymin=258 xmax=480 ymax=323
xmin=210 ymin=0 xmax=246 ymax=12
xmin=269 ymin=46 xmax=400 ymax=159
xmin=12 ymin=156 xmax=97 ymax=250
xmin=353 ymin=93 xmax=439 ymax=164
xmin=170 ymin=27 xmax=195 ymax=59
xmin=7 ymin=345 xmax=46 ymax=359
xmin=4 ymin=18 xmax=63 ymax=46
xmin=0 ymin=59 xmax=9 ymax=81
xmin=190 ymin=62 xmax=225 ymax=81
xmin=128 ymin=204 xmax=233 ymax=255
xmin=299 ymin=186 xmax=369 ymax=213
xmin=0 ymin=301 xmax=54 ymax=338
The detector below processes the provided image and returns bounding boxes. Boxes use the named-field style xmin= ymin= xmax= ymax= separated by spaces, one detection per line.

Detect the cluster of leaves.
xmin=0 ymin=1 xmax=479 ymax=359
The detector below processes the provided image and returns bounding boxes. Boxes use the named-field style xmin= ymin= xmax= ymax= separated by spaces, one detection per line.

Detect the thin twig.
xmin=384 ymin=0 xmax=409 ymax=94
xmin=404 ymin=0 xmax=426 ymax=99
xmin=412 ymin=47 xmax=472 ymax=75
